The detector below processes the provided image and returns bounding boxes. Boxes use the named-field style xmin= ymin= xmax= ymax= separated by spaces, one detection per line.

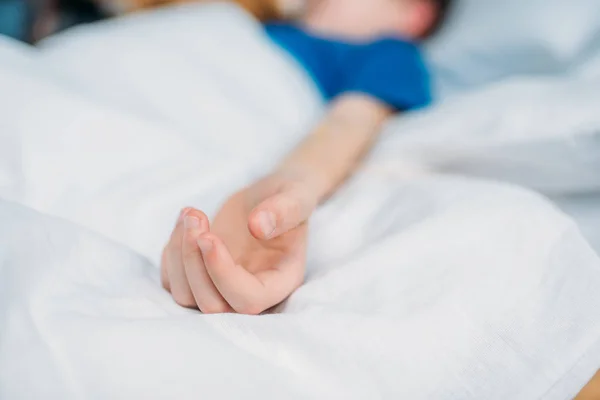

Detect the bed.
xmin=1 ymin=1 xmax=600 ymax=398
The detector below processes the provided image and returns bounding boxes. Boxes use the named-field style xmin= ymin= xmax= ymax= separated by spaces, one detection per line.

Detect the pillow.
xmin=425 ymin=0 xmax=600 ymax=97
xmin=377 ymin=73 xmax=600 ymax=195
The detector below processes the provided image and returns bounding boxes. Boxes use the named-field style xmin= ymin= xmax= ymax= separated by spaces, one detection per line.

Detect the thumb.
xmin=248 ymin=186 xmax=316 ymax=240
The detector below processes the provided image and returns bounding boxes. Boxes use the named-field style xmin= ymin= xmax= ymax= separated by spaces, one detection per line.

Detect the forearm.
xmin=275 ymin=94 xmax=392 ymax=203
xmin=239 ymin=94 xmax=391 ymax=239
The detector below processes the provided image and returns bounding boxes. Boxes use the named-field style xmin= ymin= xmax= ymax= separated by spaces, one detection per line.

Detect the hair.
xmin=424 ymin=0 xmax=454 ymax=38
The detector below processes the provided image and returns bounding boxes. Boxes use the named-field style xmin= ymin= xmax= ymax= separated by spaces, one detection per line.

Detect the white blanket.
xmin=1 ymin=3 xmax=600 ymax=399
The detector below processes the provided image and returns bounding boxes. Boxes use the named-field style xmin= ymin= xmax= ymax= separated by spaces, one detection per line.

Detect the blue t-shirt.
xmin=265 ymin=23 xmax=431 ymax=111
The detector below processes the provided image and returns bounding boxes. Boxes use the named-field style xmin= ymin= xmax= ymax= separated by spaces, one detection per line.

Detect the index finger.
xmin=198 ymin=234 xmax=304 ymax=315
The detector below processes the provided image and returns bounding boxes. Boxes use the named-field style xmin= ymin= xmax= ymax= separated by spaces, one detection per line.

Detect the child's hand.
xmin=160 ymin=176 xmax=314 ymax=315
xmin=161 ymin=95 xmax=390 ymax=314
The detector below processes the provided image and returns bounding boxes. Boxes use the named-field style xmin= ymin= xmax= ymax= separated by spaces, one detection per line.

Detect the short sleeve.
xmin=265 ymin=23 xmax=344 ymax=99
xmin=340 ymin=38 xmax=432 ymax=111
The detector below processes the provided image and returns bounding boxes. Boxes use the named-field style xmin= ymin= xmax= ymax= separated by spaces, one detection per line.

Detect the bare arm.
xmin=161 ymin=93 xmax=393 ymax=315
xmin=279 ymin=94 xmax=391 ymax=199
xmin=247 ymin=93 xmax=393 ymax=239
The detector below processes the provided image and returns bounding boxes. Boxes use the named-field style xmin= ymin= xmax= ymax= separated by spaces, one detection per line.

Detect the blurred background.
xmin=0 ymin=0 xmax=106 ymax=42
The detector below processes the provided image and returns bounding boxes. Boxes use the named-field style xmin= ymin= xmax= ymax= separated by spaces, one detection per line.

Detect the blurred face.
xmin=303 ymin=0 xmax=436 ymax=41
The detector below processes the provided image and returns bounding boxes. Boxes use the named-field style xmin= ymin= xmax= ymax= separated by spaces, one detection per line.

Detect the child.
xmin=160 ymin=0 xmax=453 ymax=315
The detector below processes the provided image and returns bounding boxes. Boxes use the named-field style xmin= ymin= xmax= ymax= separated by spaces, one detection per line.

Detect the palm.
xmin=211 ymin=191 xmax=308 ymax=277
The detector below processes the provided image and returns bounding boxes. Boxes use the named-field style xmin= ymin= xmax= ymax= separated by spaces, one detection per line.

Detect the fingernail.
xmin=184 ymin=216 xmax=200 ymax=230
xmin=178 ymin=207 xmax=192 ymax=222
xmin=197 ymin=237 xmax=213 ymax=254
xmin=258 ymin=211 xmax=277 ymax=239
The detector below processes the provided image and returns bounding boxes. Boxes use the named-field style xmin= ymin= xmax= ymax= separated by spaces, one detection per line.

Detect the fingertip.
xmin=248 ymin=208 xmax=278 ymax=240
xmin=184 ymin=215 xmax=201 ymax=230
xmin=177 ymin=207 xmax=193 ymax=223
xmin=183 ymin=210 xmax=209 ymax=232
xmin=259 ymin=210 xmax=277 ymax=239
xmin=187 ymin=208 xmax=209 ymax=221
xmin=247 ymin=213 xmax=263 ymax=240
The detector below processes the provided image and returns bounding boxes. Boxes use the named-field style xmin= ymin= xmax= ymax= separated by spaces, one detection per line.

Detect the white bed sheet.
xmin=1 ymin=3 xmax=600 ymax=399
xmin=554 ymin=193 xmax=600 ymax=255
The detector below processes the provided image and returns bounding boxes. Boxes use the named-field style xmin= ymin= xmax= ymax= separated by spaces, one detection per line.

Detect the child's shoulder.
xmin=265 ymin=22 xmax=431 ymax=110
